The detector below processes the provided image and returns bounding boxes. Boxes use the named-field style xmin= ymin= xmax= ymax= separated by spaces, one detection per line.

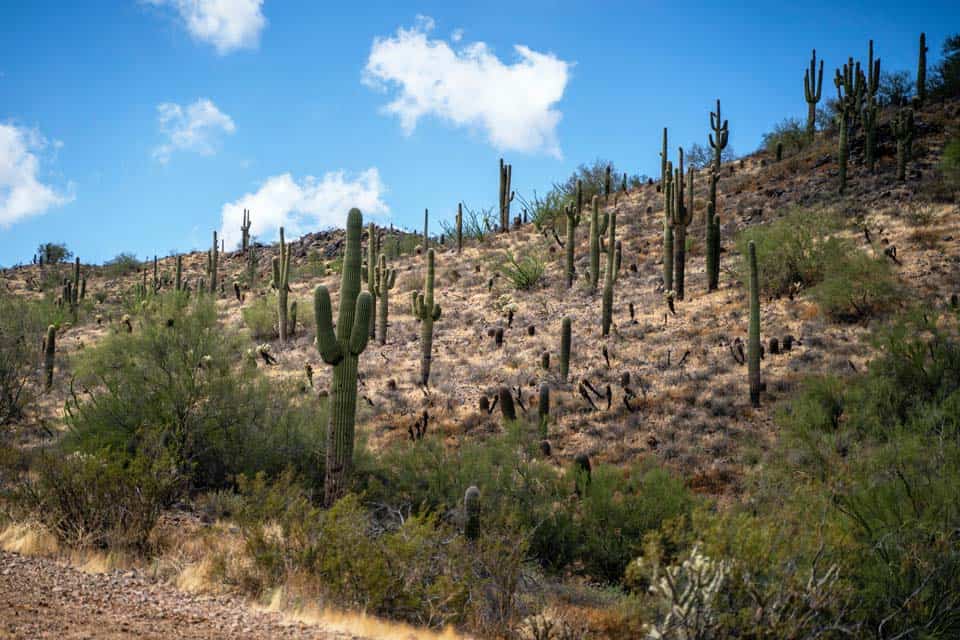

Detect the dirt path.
xmin=0 ymin=550 xmax=362 ymax=640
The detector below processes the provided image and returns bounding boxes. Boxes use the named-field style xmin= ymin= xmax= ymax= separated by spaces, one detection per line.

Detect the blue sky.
xmin=1 ymin=1 xmax=957 ymax=265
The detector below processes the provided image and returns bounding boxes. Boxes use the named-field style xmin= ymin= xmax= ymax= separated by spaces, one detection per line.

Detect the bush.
xmin=761 ymin=117 xmax=808 ymax=155
xmin=809 ymin=246 xmax=900 ymax=322
xmin=36 ymin=242 xmax=71 ymax=265
xmin=879 ymin=70 xmax=914 ymax=106
xmin=497 ymin=251 xmax=545 ymax=290
xmin=241 ymin=293 xmax=279 ymax=340
xmin=441 ymin=204 xmax=497 ymax=243
xmin=941 ymin=132 xmax=960 ymax=191
xmin=931 ymin=33 xmax=960 ymax=100
xmin=102 ymin=252 xmax=141 ymax=278
xmin=0 ymin=293 xmax=47 ymax=424
xmin=65 ymin=292 xmax=326 ymax=492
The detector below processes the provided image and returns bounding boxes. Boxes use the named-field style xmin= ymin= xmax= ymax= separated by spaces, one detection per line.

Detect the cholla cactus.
xmin=644 ymin=544 xmax=730 ymax=640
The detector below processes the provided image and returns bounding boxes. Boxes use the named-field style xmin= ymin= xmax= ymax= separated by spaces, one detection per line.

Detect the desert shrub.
xmin=498 ymin=251 xmax=545 ymax=290
xmin=878 ymin=70 xmax=914 ymax=106
xmin=761 ymin=117 xmax=808 ymax=155
xmin=64 ymin=292 xmax=326 ymax=492
xmin=556 ymin=159 xmax=648 ymax=203
xmin=517 ymin=188 xmax=569 ymax=234
xmin=735 ymin=207 xmax=842 ymax=297
xmin=685 ymin=142 xmax=711 ymax=169
xmin=36 ymin=242 xmax=71 ymax=265
xmin=441 ymin=204 xmax=497 ymax=243
xmin=809 ymin=246 xmax=900 ymax=322
xmin=241 ymin=292 xmax=279 ymax=340
xmin=0 ymin=292 xmax=47 ymax=424
xmin=930 ymin=32 xmax=960 ymax=100
xmin=102 ymin=252 xmax=141 ymax=278
xmin=941 ymin=131 xmax=960 ymax=191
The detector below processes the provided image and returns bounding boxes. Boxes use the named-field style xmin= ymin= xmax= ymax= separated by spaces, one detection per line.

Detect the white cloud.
xmin=219 ymin=168 xmax=388 ymax=249
xmin=0 ymin=124 xmax=73 ymax=228
xmin=147 ymin=0 xmax=265 ymax=55
xmin=153 ymin=98 xmax=236 ymax=163
xmin=363 ymin=17 xmax=571 ymax=157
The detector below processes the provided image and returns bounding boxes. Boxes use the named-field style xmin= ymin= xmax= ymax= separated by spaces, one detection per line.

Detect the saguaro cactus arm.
xmin=349 ymin=293 xmax=372 ymax=355
xmin=314 ymin=287 xmax=343 ymax=365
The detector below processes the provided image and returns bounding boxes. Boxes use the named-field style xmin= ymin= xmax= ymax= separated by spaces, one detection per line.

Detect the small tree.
xmin=37 ymin=242 xmax=71 ymax=265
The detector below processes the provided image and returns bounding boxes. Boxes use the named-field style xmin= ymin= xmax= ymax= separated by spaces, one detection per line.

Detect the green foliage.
xmin=102 ymin=252 xmax=141 ymax=278
xmin=36 ymin=242 xmax=71 ymax=265
xmin=516 ymin=188 xmax=568 ymax=234
xmin=241 ymin=292 xmax=279 ymax=340
xmin=497 ymin=250 xmax=545 ymax=290
xmin=0 ymin=292 xmax=47 ymax=424
xmin=809 ymin=246 xmax=900 ymax=322
xmin=931 ymin=32 xmax=960 ymax=99
xmin=442 ymin=204 xmax=496 ymax=243
xmin=761 ymin=117 xmax=808 ymax=155
xmin=65 ymin=292 xmax=326 ymax=492
xmin=941 ymin=131 xmax=960 ymax=191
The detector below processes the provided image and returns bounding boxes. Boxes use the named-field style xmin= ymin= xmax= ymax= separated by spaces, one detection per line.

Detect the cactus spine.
xmin=564 ymin=203 xmax=581 ymax=288
xmin=413 ymin=248 xmax=442 ymax=385
xmin=804 ymin=49 xmax=824 ymax=140
xmin=374 ymin=254 xmax=396 ymax=345
xmin=273 ymin=227 xmax=293 ymax=341
xmin=560 ymin=317 xmax=571 ymax=383
xmin=917 ymin=33 xmax=928 ymax=106
xmin=44 ymin=325 xmax=56 ymax=390
xmin=208 ymin=230 xmax=219 ymax=294
xmin=499 ymin=158 xmax=513 ymax=232
xmin=892 ymin=107 xmax=915 ymax=181
xmin=601 ymin=208 xmax=619 ymax=337
xmin=241 ymin=208 xmax=252 ymax=253
xmin=314 ymin=208 xmax=373 ymax=505
xmin=671 ymin=150 xmax=693 ymax=300
xmin=456 ymin=202 xmax=463 ymax=253
xmin=748 ymin=241 xmax=761 ymax=408
xmin=464 ymin=486 xmax=481 ymax=540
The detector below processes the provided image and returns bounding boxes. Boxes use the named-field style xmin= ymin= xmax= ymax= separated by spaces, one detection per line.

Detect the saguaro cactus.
xmin=564 ymin=203 xmax=581 ymax=288
xmin=892 ymin=107 xmax=915 ymax=181
xmin=748 ymin=241 xmax=761 ymax=408
xmin=663 ymin=161 xmax=675 ymax=293
xmin=604 ymin=164 xmax=612 ymax=203
xmin=456 ymin=202 xmax=463 ymax=253
xmin=314 ymin=208 xmax=373 ymax=505
xmin=917 ymin=33 xmax=928 ymax=106
xmin=538 ymin=383 xmax=550 ymax=438
xmin=412 ymin=248 xmax=442 ymax=385
xmin=601 ymin=209 xmax=619 ymax=337
xmin=589 ymin=196 xmax=608 ymax=291
xmin=241 ymin=209 xmax=252 ymax=253
xmin=374 ymin=254 xmax=396 ymax=345
xmin=44 ymin=325 xmax=56 ymax=390
xmin=272 ymin=227 xmax=293 ymax=342
xmin=499 ymin=158 xmax=514 ymax=233
xmin=367 ymin=223 xmax=380 ymax=338
xmin=175 ymin=255 xmax=183 ymax=292
xmin=864 ymin=42 xmax=881 ymax=172
xmin=834 ymin=59 xmax=863 ymax=194
xmin=464 ymin=486 xmax=481 ymax=540
xmin=804 ymin=49 xmax=824 ymax=140
xmin=671 ymin=151 xmax=693 ymax=300
xmin=706 ymin=202 xmax=721 ymax=292
xmin=660 ymin=127 xmax=668 ymax=188
xmin=422 ymin=209 xmax=429 ymax=251
xmin=208 ymin=230 xmax=219 ymax=294
xmin=709 ymin=99 xmax=728 ymax=173
xmin=560 ymin=317 xmax=571 ymax=383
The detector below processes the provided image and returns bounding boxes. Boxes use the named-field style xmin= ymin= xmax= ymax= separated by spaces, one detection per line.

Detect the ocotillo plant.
xmin=241 ymin=209 xmax=252 ymax=253
xmin=892 ymin=107 xmax=915 ymax=181
xmin=671 ymin=152 xmax=693 ymax=300
xmin=748 ymin=241 xmax=761 ymax=408
xmin=601 ymin=209 xmax=619 ymax=337
xmin=663 ymin=161 xmax=675 ymax=293
xmin=588 ymin=196 xmax=608 ymax=291
xmin=560 ymin=317 xmax=572 ymax=383
xmin=208 ymin=230 xmax=219 ymax=294
xmin=564 ymin=203 xmax=580 ymax=288
xmin=706 ymin=202 xmax=721 ymax=292
xmin=44 ymin=325 xmax=55 ymax=390
xmin=272 ymin=227 xmax=293 ymax=342
xmin=314 ymin=208 xmax=372 ymax=506
xmin=374 ymin=254 xmax=396 ymax=345
xmin=804 ymin=49 xmax=824 ymax=140
xmin=499 ymin=158 xmax=514 ymax=233
xmin=456 ymin=203 xmax=463 ymax=253
xmin=367 ymin=222 xmax=379 ymax=339
xmin=464 ymin=486 xmax=481 ymax=540
xmin=917 ymin=33 xmax=928 ymax=106
xmin=412 ymin=248 xmax=442 ymax=385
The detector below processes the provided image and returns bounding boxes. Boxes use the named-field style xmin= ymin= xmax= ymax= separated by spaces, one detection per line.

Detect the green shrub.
xmin=102 ymin=252 xmax=141 ymax=278
xmin=761 ymin=117 xmax=808 ymax=155
xmin=497 ymin=251 xmax=545 ymax=290
xmin=809 ymin=246 xmax=900 ymax=322
xmin=36 ymin=242 xmax=71 ymax=265
xmin=0 ymin=292 xmax=47 ymax=424
xmin=941 ymin=132 xmax=960 ymax=191
xmin=241 ymin=292 xmax=278 ymax=340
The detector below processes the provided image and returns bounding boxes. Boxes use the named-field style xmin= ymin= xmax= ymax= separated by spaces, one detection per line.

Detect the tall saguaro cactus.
xmin=864 ymin=41 xmax=881 ymax=172
xmin=660 ymin=128 xmax=668 ymax=188
xmin=314 ymin=208 xmax=373 ymax=506
xmin=241 ymin=209 xmax=252 ymax=253
xmin=917 ymin=32 xmax=928 ymax=106
xmin=706 ymin=202 xmax=721 ymax=292
xmin=273 ymin=227 xmax=293 ymax=341
xmin=499 ymin=158 xmax=514 ymax=233
xmin=175 ymin=255 xmax=183 ymax=292
xmin=747 ymin=241 xmax=761 ymax=408
xmin=671 ymin=150 xmax=693 ymax=300
xmin=367 ymin=223 xmax=380 ymax=338
xmin=804 ymin=49 xmax=824 ymax=140
xmin=564 ymin=203 xmax=580 ymax=288
xmin=663 ymin=161 xmax=675 ymax=293
xmin=834 ymin=59 xmax=863 ymax=194
xmin=456 ymin=203 xmax=463 ymax=253
xmin=412 ymin=248 xmax=442 ymax=385
xmin=422 ymin=209 xmax=429 ymax=251
xmin=560 ymin=317 xmax=571 ymax=383
xmin=601 ymin=209 xmax=619 ymax=336
xmin=709 ymin=99 xmax=729 ymax=174
xmin=588 ymin=196 xmax=607 ymax=291
xmin=892 ymin=107 xmax=915 ymax=181
xmin=44 ymin=325 xmax=56 ymax=390
xmin=208 ymin=230 xmax=219 ymax=294
xmin=374 ymin=254 xmax=396 ymax=345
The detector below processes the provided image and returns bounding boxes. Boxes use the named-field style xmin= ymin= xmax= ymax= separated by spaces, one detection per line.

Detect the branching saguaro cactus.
xmin=374 ymin=254 xmax=396 ymax=345
xmin=804 ymin=49 xmax=824 ymax=140
xmin=272 ymin=227 xmax=293 ymax=341
xmin=663 ymin=161 xmax=675 ymax=293
xmin=456 ymin=203 xmax=463 ymax=253
xmin=864 ymin=41 xmax=881 ymax=172
xmin=241 ymin=208 xmax=252 ymax=253
xmin=834 ymin=59 xmax=864 ymax=194
xmin=412 ymin=248 xmax=442 ymax=385
xmin=564 ymin=203 xmax=581 ymax=288
xmin=672 ymin=151 xmax=694 ymax=300
xmin=748 ymin=241 xmax=761 ymax=408
xmin=499 ymin=158 xmax=514 ymax=233
xmin=706 ymin=202 xmax=721 ymax=292
xmin=44 ymin=325 xmax=56 ymax=390
xmin=560 ymin=317 xmax=571 ymax=383
xmin=601 ymin=209 xmax=620 ymax=337
xmin=314 ymin=208 xmax=372 ymax=506
xmin=892 ymin=107 xmax=915 ymax=181
xmin=589 ymin=196 xmax=608 ymax=291
xmin=208 ymin=230 xmax=219 ymax=294
xmin=709 ymin=99 xmax=728 ymax=173
xmin=917 ymin=32 xmax=928 ymax=106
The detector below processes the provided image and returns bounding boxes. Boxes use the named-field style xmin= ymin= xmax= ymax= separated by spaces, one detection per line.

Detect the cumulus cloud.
xmin=0 ymin=124 xmax=73 ymax=228
xmin=153 ymin=98 xmax=236 ymax=163
xmin=219 ymin=168 xmax=388 ymax=249
xmin=147 ymin=0 xmax=265 ymax=55
xmin=363 ymin=16 xmax=571 ymax=157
